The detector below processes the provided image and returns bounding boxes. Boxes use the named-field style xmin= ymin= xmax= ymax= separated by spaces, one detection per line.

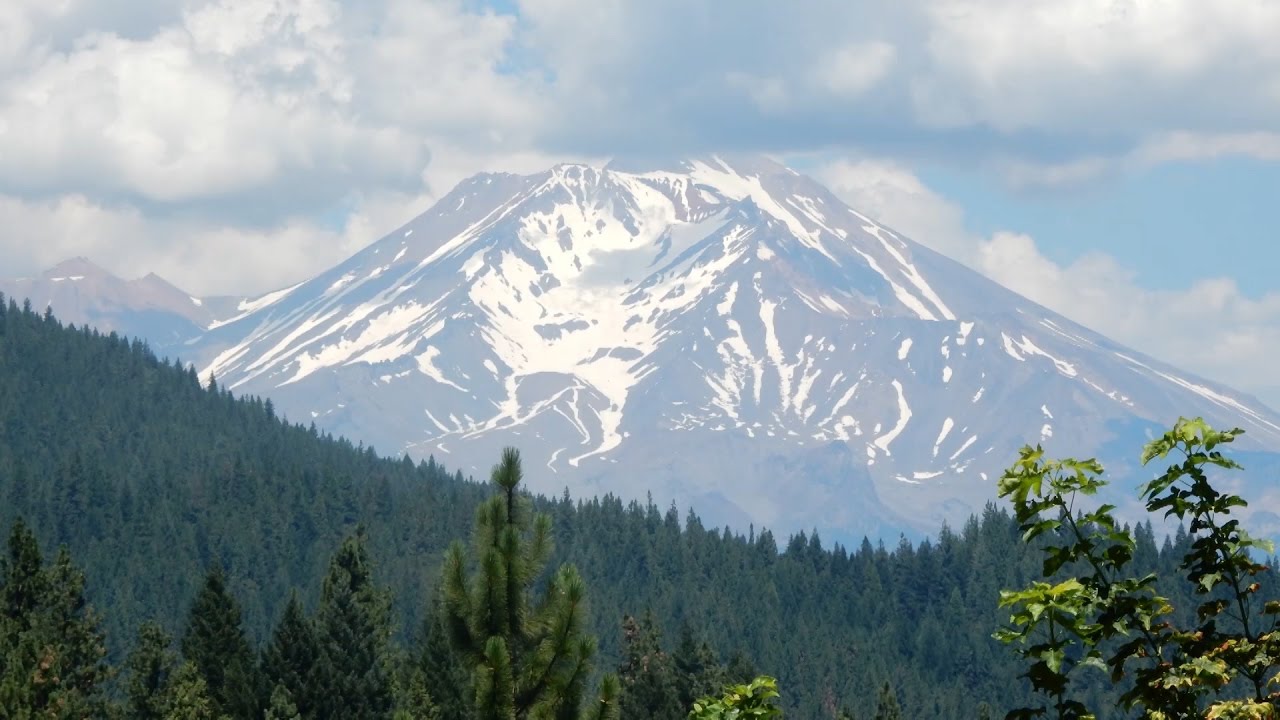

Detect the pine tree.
xmin=180 ymin=566 xmax=261 ymax=720
xmin=265 ymin=683 xmax=303 ymax=720
xmin=414 ymin=597 xmax=472 ymax=720
xmin=260 ymin=592 xmax=321 ymax=718
xmin=127 ymin=621 xmax=179 ymax=720
xmin=441 ymin=447 xmax=620 ymax=720
xmin=165 ymin=661 xmax=223 ymax=720
xmin=673 ymin=625 xmax=727 ymax=711
xmin=617 ymin=612 xmax=682 ymax=720
xmin=393 ymin=664 xmax=442 ymax=720
xmin=0 ymin=521 xmax=112 ymax=716
xmin=313 ymin=529 xmax=395 ymax=720
xmin=873 ymin=682 xmax=901 ymax=720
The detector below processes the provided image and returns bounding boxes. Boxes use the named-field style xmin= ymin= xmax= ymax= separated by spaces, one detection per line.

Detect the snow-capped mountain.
xmin=0 ymin=258 xmax=242 ymax=359
xmin=178 ymin=155 xmax=1280 ymax=543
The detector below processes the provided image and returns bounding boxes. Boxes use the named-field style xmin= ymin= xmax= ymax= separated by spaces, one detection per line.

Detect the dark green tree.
xmin=127 ymin=621 xmax=179 ymax=720
xmin=265 ymin=683 xmax=303 ymax=720
xmin=393 ymin=664 xmax=442 ymax=720
xmin=260 ymin=592 xmax=321 ymax=718
xmin=313 ymin=529 xmax=395 ymax=720
xmin=617 ymin=612 xmax=683 ymax=720
xmin=673 ymin=626 xmax=727 ymax=712
xmin=872 ymin=682 xmax=901 ymax=720
xmin=0 ymin=520 xmax=112 ymax=716
xmin=180 ymin=566 xmax=261 ymax=720
xmin=441 ymin=448 xmax=620 ymax=720
xmin=414 ymin=597 xmax=472 ymax=720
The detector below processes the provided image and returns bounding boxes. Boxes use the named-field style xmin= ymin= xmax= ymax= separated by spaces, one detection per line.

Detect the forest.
xmin=1 ymin=296 xmax=1277 ymax=718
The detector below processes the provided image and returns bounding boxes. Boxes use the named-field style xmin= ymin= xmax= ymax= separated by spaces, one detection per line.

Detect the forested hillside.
xmin=0 ymin=296 xmax=1264 ymax=718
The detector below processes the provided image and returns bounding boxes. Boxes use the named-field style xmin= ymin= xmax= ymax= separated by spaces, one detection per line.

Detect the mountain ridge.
xmin=9 ymin=155 xmax=1279 ymax=543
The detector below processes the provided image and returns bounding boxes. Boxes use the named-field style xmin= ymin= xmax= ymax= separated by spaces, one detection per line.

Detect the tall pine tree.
xmin=0 ymin=519 xmax=111 ymax=716
xmin=441 ymin=448 xmax=620 ymax=720
xmin=313 ymin=529 xmax=395 ymax=720
xmin=260 ymin=592 xmax=322 ymax=718
xmin=126 ymin=621 xmax=179 ymax=720
xmin=180 ymin=565 xmax=261 ymax=720
xmin=617 ymin=612 xmax=683 ymax=720
xmin=413 ymin=595 xmax=472 ymax=720
xmin=873 ymin=682 xmax=902 ymax=720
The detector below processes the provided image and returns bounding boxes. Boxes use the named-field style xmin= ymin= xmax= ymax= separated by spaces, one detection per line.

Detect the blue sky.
xmin=0 ymin=0 xmax=1277 ymax=407
xmin=923 ymin=158 xmax=1279 ymax=296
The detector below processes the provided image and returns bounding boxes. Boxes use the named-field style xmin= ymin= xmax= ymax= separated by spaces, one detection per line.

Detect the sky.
xmin=0 ymin=0 xmax=1278 ymax=408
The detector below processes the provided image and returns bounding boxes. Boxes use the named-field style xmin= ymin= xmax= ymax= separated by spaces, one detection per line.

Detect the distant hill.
xmin=0 ymin=257 xmax=242 ymax=361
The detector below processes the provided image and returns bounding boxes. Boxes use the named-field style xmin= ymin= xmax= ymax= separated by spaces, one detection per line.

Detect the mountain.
xmin=0 ymin=258 xmax=242 ymax=359
xmin=142 ymin=156 xmax=1280 ymax=542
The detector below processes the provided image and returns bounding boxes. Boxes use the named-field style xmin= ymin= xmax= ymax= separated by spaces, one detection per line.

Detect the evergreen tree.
xmin=441 ymin=448 xmax=620 ymax=720
xmin=180 ymin=566 xmax=261 ymax=720
xmin=313 ymin=529 xmax=395 ymax=720
xmin=393 ymin=665 xmax=442 ymax=720
xmin=617 ymin=612 xmax=682 ymax=720
xmin=673 ymin=626 xmax=727 ymax=711
xmin=265 ymin=683 xmax=303 ymax=720
xmin=414 ymin=597 xmax=472 ymax=720
xmin=873 ymin=682 xmax=901 ymax=720
xmin=0 ymin=520 xmax=111 ymax=716
xmin=127 ymin=621 xmax=179 ymax=720
xmin=164 ymin=661 xmax=223 ymax=720
xmin=260 ymin=592 xmax=321 ymax=718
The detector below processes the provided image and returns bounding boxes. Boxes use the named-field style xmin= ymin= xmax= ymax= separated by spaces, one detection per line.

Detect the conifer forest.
xmin=2 ymin=298 xmax=1278 ymax=718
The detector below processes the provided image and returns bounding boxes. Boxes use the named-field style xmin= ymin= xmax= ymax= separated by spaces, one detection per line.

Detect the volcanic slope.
xmin=191 ymin=155 xmax=1280 ymax=542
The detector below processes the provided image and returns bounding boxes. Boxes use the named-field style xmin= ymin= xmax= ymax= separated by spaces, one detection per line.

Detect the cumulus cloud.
xmin=0 ymin=0 xmax=565 ymax=294
xmin=816 ymin=158 xmax=1280 ymax=410
xmin=1 ymin=0 xmax=1278 ymax=339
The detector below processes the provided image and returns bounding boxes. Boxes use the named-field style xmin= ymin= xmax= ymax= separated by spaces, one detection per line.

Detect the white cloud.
xmin=0 ymin=0 xmax=561 ymax=294
xmin=1 ymin=0 xmax=1279 ymax=341
xmin=913 ymin=0 xmax=1280 ymax=133
xmin=816 ymin=158 xmax=1280 ymax=410
xmin=819 ymin=42 xmax=897 ymax=99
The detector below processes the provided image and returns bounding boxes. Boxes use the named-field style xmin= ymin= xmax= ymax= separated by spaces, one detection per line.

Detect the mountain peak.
xmin=43 ymin=256 xmax=113 ymax=281
xmin=184 ymin=155 xmax=1280 ymax=544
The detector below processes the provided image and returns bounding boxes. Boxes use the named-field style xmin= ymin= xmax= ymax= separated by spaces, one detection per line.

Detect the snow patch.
xmin=873 ymin=380 xmax=911 ymax=455
xmin=933 ymin=417 xmax=955 ymax=458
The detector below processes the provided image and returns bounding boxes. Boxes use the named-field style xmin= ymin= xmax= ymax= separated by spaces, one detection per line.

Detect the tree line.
xmin=2 ymin=296 xmax=1276 ymax=717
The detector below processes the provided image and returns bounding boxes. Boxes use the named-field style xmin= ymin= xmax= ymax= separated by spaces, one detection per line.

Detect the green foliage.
xmin=313 ymin=529 xmax=396 ymax=720
xmin=265 ymin=683 xmax=303 ymax=720
xmin=872 ymin=682 xmax=901 ymax=720
xmin=392 ymin=664 xmax=442 ymax=720
xmin=126 ymin=621 xmax=179 ymax=720
xmin=163 ymin=661 xmax=225 ymax=720
xmin=0 ymin=518 xmax=112 ymax=717
xmin=688 ymin=675 xmax=782 ymax=720
xmin=260 ymin=593 xmax=322 ymax=719
xmin=617 ymin=612 xmax=685 ymax=720
xmin=994 ymin=417 xmax=1280 ymax=719
xmin=413 ymin=597 xmax=473 ymax=720
xmin=442 ymin=447 xmax=619 ymax=720
xmin=9 ymin=300 xmax=1279 ymax=717
xmin=181 ymin=566 xmax=262 ymax=720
